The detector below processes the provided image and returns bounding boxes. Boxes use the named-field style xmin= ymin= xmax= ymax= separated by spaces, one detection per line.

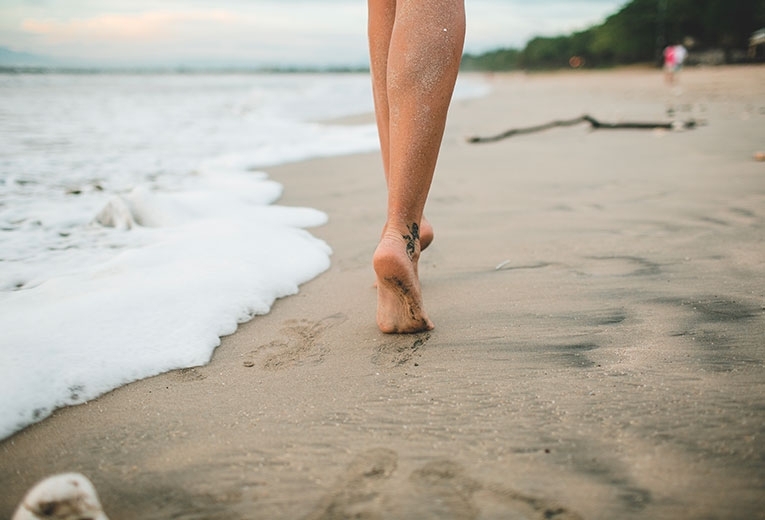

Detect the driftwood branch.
xmin=467 ymin=115 xmax=698 ymax=144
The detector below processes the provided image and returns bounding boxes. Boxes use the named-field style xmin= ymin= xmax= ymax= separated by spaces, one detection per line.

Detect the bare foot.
xmin=373 ymin=226 xmax=434 ymax=333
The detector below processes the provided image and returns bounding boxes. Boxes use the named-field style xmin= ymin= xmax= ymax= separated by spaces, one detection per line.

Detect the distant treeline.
xmin=461 ymin=0 xmax=765 ymax=71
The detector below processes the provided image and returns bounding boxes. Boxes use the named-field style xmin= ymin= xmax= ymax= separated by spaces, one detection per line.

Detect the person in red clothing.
xmin=663 ymin=44 xmax=677 ymax=84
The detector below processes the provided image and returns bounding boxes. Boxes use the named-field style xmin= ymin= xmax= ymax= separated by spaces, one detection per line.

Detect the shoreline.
xmin=2 ymin=66 xmax=765 ymax=519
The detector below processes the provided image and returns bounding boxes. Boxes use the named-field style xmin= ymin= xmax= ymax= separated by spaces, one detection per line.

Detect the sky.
xmin=0 ymin=0 xmax=628 ymax=68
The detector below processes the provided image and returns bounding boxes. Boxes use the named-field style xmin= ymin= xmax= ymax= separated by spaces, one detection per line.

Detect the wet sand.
xmin=2 ymin=66 xmax=765 ymax=519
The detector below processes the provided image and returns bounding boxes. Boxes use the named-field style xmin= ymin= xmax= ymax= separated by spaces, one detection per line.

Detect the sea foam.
xmin=0 ymin=169 xmax=330 ymax=439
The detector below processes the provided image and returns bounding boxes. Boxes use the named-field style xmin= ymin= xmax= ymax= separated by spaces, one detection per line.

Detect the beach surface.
xmin=2 ymin=66 xmax=764 ymax=519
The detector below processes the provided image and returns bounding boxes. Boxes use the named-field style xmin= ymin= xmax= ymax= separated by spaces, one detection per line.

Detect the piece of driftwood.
xmin=467 ymin=115 xmax=698 ymax=144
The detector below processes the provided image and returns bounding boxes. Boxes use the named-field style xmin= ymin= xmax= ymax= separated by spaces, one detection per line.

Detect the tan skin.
xmin=367 ymin=0 xmax=465 ymax=333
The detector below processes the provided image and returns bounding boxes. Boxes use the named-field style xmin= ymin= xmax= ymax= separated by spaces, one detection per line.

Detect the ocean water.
xmin=0 ymin=72 xmax=489 ymax=440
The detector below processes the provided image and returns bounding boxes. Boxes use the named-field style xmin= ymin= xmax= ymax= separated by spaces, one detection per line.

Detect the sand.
xmin=2 ymin=65 xmax=764 ymax=520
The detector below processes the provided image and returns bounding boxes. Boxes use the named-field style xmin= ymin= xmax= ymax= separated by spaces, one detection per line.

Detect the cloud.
xmin=15 ymin=5 xmax=368 ymax=65
xmin=21 ymin=10 xmax=237 ymax=44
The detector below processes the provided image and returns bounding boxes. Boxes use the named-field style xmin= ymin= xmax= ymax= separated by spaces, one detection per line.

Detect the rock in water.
xmin=93 ymin=196 xmax=135 ymax=230
xmin=12 ymin=473 xmax=109 ymax=520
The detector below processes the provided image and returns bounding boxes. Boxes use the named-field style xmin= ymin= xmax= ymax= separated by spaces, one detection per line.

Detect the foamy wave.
xmin=0 ymin=169 xmax=331 ymax=440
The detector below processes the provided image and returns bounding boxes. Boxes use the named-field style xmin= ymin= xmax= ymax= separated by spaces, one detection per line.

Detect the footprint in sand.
xmin=309 ymin=451 xmax=582 ymax=520
xmin=245 ymin=313 xmax=346 ymax=371
xmin=402 ymin=460 xmax=583 ymax=520
xmin=172 ymin=367 xmax=207 ymax=382
xmin=307 ymin=448 xmax=398 ymax=520
xmin=372 ymin=333 xmax=430 ymax=368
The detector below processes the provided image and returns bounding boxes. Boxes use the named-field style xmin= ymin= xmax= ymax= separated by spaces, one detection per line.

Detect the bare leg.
xmin=368 ymin=0 xmax=454 ymax=251
xmin=368 ymin=0 xmax=465 ymax=333
xmin=369 ymin=9 xmax=435 ymax=250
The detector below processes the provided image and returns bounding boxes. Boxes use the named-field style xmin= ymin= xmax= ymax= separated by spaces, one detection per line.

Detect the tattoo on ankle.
xmin=403 ymin=222 xmax=420 ymax=260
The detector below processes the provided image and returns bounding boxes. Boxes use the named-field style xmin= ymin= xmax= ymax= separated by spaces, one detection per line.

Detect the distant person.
xmin=663 ymin=44 xmax=676 ymax=84
xmin=367 ymin=0 xmax=465 ymax=333
xmin=664 ymin=43 xmax=687 ymax=85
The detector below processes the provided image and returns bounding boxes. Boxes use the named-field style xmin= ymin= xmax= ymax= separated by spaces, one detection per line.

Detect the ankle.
xmin=380 ymin=221 xmax=422 ymax=261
